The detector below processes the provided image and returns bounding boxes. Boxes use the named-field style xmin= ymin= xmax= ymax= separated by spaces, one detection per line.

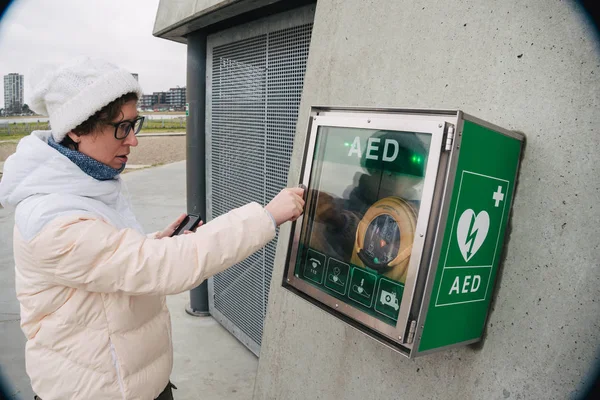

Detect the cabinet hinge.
xmin=444 ymin=123 xmax=455 ymax=151
xmin=407 ymin=320 xmax=417 ymax=344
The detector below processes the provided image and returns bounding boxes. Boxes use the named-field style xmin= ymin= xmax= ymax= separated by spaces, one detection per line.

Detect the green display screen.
xmin=294 ymin=126 xmax=432 ymax=325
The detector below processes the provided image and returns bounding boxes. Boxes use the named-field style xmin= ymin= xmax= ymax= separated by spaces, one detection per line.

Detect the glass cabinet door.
xmin=294 ymin=125 xmax=433 ymax=326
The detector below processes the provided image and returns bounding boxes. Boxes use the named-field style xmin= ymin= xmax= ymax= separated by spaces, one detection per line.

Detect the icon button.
xmin=303 ymin=249 xmax=326 ymax=285
xmin=348 ymin=268 xmax=377 ymax=308
xmin=324 ymin=258 xmax=350 ymax=295
xmin=375 ymin=277 xmax=404 ymax=320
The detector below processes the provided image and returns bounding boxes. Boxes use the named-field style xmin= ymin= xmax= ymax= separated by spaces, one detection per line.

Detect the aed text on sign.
xmin=449 ymin=274 xmax=481 ymax=295
xmin=347 ymin=136 xmax=424 ymax=163
xmin=348 ymin=136 xmax=404 ymax=162
xmin=344 ymin=135 xmax=427 ymax=176
xmin=436 ymin=267 xmax=492 ymax=306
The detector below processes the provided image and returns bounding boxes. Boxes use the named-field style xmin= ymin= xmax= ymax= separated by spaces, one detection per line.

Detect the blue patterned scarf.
xmin=48 ymin=136 xmax=125 ymax=181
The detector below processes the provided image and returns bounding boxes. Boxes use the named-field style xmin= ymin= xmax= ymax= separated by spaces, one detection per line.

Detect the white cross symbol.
xmin=492 ymin=186 xmax=505 ymax=207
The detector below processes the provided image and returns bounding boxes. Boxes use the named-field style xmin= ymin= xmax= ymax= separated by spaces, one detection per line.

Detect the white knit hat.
xmin=28 ymin=57 xmax=143 ymax=143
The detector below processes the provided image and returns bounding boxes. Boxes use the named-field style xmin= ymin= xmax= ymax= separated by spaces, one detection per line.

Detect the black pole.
xmin=185 ymin=30 xmax=210 ymax=317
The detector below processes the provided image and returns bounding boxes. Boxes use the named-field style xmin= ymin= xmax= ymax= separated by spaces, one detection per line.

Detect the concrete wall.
xmin=255 ymin=1 xmax=600 ymax=399
xmin=154 ymin=0 xmax=226 ymax=34
xmin=153 ymin=0 xmax=291 ymax=41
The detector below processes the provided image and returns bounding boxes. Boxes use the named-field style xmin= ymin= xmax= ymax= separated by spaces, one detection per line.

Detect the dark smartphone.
xmin=171 ymin=213 xmax=202 ymax=237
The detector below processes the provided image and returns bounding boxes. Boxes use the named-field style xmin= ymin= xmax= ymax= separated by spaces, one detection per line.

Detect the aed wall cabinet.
xmin=283 ymin=107 xmax=524 ymax=357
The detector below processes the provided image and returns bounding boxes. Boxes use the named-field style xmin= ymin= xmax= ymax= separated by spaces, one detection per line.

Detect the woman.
xmin=0 ymin=57 xmax=304 ymax=400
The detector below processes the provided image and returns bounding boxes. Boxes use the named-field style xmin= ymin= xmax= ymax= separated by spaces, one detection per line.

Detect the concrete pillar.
xmin=255 ymin=1 xmax=600 ymax=399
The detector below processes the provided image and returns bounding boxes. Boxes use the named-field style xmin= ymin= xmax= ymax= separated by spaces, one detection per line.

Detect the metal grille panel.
xmin=209 ymin=23 xmax=313 ymax=350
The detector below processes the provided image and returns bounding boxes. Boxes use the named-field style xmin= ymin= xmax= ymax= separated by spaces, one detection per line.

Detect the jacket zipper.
xmin=109 ymin=340 xmax=127 ymax=400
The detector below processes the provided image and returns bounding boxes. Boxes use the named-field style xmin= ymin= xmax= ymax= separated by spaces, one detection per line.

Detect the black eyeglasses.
xmin=109 ymin=116 xmax=145 ymax=140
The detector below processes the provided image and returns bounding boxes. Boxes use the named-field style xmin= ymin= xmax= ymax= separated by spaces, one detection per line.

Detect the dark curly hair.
xmin=60 ymin=92 xmax=138 ymax=150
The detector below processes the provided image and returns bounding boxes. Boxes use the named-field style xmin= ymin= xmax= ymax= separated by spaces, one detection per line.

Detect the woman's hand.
xmin=156 ymin=213 xmax=203 ymax=239
xmin=265 ymin=187 xmax=305 ymax=226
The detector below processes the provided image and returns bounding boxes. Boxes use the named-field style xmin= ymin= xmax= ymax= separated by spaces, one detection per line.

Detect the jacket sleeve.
xmin=28 ymin=202 xmax=276 ymax=295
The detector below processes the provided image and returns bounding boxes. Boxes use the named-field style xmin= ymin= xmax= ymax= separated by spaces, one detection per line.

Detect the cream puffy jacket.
xmin=0 ymin=131 xmax=276 ymax=399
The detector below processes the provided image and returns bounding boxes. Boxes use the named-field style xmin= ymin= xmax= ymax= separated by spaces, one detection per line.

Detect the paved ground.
xmin=0 ymin=161 xmax=258 ymax=399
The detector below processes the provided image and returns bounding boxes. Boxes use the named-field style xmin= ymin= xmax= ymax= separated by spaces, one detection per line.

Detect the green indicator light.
xmin=344 ymin=142 xmax=350 ymax=147
xmin=410 ymin=154 xmax=424 ymax=164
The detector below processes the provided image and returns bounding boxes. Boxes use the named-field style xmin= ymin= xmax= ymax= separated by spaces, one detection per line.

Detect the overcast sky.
xmin=0 ymin=0 xmax=187 ymax=108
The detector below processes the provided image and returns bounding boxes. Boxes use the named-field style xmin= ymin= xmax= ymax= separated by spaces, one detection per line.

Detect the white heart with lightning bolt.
xmin=456 ymin=209 xmax=490 ymax=262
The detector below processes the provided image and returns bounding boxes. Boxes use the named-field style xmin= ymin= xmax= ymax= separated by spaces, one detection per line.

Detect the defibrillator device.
xmin=351 ymin=197 xmax=417 ymax=283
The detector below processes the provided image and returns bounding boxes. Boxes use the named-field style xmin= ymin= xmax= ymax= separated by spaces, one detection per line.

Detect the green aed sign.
xmin=418 ymin=120 xmax=522 ymax=353
xmin=284 ymin=108 xmax=524 ymax=358
xmin=435 ymin=171 xmax=509 ymax=306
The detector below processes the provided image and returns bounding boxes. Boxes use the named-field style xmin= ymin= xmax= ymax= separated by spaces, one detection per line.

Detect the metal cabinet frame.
xmin=283 ymin=106 xmax=521 ymax=357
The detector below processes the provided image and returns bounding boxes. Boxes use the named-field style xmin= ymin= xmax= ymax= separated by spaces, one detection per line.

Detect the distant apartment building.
xmin=154 ymin=91 xmax=168 ymax=106
xmin=138 ymin=87 xmax=186 ymax=110
xmin=167 ymin=87 xmax=186 ymax=109
xmin=139 ymin=94 xmax=156 ymax=109
xmin=4 ymin=73 xmax=24 ymax=111
xmin=139 ymin=92 xmax=166 ymax=109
